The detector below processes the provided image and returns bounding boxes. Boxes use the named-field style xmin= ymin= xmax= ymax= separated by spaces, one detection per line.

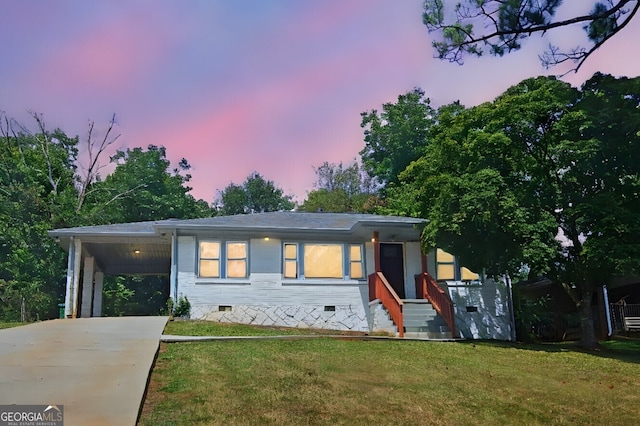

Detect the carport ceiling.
xmin=82 ymin=241 xmax=171 ymax=275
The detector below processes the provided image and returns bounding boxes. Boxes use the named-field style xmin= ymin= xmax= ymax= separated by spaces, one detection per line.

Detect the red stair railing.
xmin=415 ymin=272 xmax=457 ymax=337
xmin=369 ymin=272 xmax=404 ymax=337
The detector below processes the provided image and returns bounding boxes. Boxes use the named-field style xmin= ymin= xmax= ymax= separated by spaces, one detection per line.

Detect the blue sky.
xmin=2 ymin=1 xmax=639 ymax=202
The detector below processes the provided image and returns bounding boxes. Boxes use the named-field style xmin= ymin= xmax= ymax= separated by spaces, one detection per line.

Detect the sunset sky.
xmin=2 ymin=1 xmax=640 ymax=203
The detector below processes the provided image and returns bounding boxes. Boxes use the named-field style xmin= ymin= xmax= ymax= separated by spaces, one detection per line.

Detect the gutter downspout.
xmin=505 ymin=274 xmax=517 ymax=342
xmin=603 ymin=284 xmax=612 ymax=337
xmin=170 ymin=230 xmax=178 ymax=302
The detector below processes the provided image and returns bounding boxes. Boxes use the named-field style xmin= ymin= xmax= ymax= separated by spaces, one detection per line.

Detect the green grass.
xmin=164 ymin=319 xmax=370 ymax=337
xmin=141 ymin=323 xmax=640 ymax=425
xmin=0 ymin=321 xmax=26 ymax=329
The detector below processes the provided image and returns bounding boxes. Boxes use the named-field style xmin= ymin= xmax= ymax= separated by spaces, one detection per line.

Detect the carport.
xmin=49 ymin=220 xmax=177 ymax=318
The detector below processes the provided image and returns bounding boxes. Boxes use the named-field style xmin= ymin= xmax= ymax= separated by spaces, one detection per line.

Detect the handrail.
xmin=415 ymin=272 xmax=457 ymax=337
xmin=369 ymin=272 xmax=404 ymax=337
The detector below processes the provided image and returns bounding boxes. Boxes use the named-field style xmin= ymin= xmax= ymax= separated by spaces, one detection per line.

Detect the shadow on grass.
xmin=458 ymin=335 xmax=640 ymax=364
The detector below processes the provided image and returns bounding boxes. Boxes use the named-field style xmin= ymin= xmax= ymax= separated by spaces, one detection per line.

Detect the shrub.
xmin=173 ymin=295 xmax=191 ymax=318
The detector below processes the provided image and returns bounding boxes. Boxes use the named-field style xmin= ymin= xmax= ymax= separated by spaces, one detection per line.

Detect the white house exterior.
xmin=49 ymin=212 xmax=514 ymax=340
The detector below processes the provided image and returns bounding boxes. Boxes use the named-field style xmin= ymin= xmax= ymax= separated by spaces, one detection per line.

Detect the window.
xmin=436 ymin=248 xmax=480 ymax=281
xmin=349 ymin=244 xmax=364 ymax=279
xmin=436 ymin=248 xmax=455 ymax=280
xmin=198 ymin=240 xmax=248 ymax=278
xmin=199 ymin=241 xmax=221 ymax=278
xmin=226 ymin=242 xmax=248 ymax=278
xmin=461 ymin=266 xmax=479 ymax=281
xmin=284 ymin=243 xmax=298 ymax=278
xmin=283 ymin=243 xmax=365 ymax=280
xmin=304 ymin=244 xmax=343 ymax=278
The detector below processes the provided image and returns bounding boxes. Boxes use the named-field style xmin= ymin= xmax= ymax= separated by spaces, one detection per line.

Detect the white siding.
xmin=176 ymin=237 xmax=370 ymax=331
xmin=187 ymin=275 xmax=367 ymax=307
xmin=174 ymin=235 xmax=512 ymax=337
xmin=250 ymin=238 xmax=281 ymax=274
xmin=177 ymin=236 xmax=196 ymax=274
xmin=404 ymin=242 xmax=422 ymax=299
xmin=365 ymin=241 xmax=375 ymax=276
xmin=443 ymin=279 xmax=513 ymax=340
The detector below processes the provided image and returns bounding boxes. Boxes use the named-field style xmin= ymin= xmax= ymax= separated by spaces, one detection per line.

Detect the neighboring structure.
xmin=49 ymin=212 xmax=514 ymax=340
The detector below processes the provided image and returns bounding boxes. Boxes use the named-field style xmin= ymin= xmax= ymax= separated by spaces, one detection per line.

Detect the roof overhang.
xmin=49 ymin=213 xmax=426 ymax=275
xmin=49 ymin=222 xmax=173 ymax=275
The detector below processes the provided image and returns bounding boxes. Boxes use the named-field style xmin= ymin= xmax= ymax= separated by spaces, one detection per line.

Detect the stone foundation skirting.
xmin=190 ymin=303 xmax=369 ymax=332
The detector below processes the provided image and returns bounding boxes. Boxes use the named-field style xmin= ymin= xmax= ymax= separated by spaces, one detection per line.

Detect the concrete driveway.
xmin=0 ymin=316 xmax=168 ymax=426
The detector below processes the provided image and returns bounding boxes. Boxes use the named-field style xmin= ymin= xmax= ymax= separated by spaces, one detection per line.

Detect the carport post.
xmin=92 ymin=272 xmax=104 ymax=317
xmin=80 ymin=257 xmax=95 ymax=318
xmin=64 ymin=237 xmax=82 ymax=318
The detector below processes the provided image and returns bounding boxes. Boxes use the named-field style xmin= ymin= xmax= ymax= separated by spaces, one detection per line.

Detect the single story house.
xmin=49 ymin=212 xmax=514 ymax=340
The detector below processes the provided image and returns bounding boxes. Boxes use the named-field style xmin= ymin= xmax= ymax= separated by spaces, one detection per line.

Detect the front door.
xmin=380 ymin=243 xmax=405 ymax=298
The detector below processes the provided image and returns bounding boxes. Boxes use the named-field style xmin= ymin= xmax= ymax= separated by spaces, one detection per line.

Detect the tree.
xmin=300 ymin=160 xmax=381 ymax=213
xmin=423 ymin=0 xmax=640 ymax=73
xmin=0 ymin=112 xmax=214 ymax=320
xmin=76 ymin=114 xmax=121 ymax=213
xmin=0 ymin=114 xmax=80 ymax=320
xmin=390 ymin=74 xmax=640 ymax=347
xmin=553 ymin=73 xmax=640 ymax=343
xmin=93 ymin=145 xmax=212 ymax=315
xmin=216 ymin=172 xmax=295 ymax=215
xmin=217 ymin=183 xmax=248 ymax=216
xmin=360 ymin=88 xmax=436 ymax=186
xmin=96 ymin=145 xmax=211 ymax=223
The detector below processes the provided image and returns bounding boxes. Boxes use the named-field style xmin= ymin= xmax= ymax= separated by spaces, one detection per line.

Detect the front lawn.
xmin=141 ymin=323 xmax=640 ymax=425
xmin=164 ymin=319 xmax=369 ymax=337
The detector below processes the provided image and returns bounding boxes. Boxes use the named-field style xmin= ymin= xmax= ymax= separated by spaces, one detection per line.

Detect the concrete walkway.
xmin=0 ymin=316 xmax=168 ymax=426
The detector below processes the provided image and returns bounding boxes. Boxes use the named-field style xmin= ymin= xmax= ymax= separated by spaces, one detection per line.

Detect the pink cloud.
xmin=25 ymin=9 xmax=178 ymax=97
xmin=128 ymin=21 xmax=429 ymax=203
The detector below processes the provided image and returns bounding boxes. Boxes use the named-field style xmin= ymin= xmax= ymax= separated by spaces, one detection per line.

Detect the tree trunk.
xmin=579 ymin=280 xmax=598 ymax=349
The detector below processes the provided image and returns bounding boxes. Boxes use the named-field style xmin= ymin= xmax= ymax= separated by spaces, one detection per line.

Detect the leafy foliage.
xmin=360 ymin=89 xmax=436 ymax=186
xmin=387 ymin=74 xmax=640 ymax=346
xmin=172 ymin=294 xmax=191 ymax=318
xmin=300 ymin=160 xmax=381 ymax=213
xmin=0 ymin=115 xmax=212 ymax=321
xmin=102 ymin=275 xmax=169 ymax=316
xmin=423 ymin=0 xmax=640 ymax=73
xmin=0 ymin=116 xmax=79 ymax=320
xmin=216 ymin=172 xmax=294 ymax=215
xmin=95 ymin=145 xmax=211 ymax=223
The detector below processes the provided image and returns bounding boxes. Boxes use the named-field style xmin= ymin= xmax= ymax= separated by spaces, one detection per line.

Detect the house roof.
xmin=49 ymin=212 xmax=426 ymax=275
xmin=49 ymin=212 xmax=425 ymax=237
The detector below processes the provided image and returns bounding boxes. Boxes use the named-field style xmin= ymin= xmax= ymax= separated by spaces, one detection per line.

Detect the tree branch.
xmin=425 ymin=0 xmax=637 ymax=72
xmin=76 ymin=114 xmax=121 ymax=212
xmin=29 ymin=112 xmax=59 ymax=195
xmin=102 ymin=183 xmax=147 ymax=207
xmin=542 ymin=1 xmax=640 ymax=74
